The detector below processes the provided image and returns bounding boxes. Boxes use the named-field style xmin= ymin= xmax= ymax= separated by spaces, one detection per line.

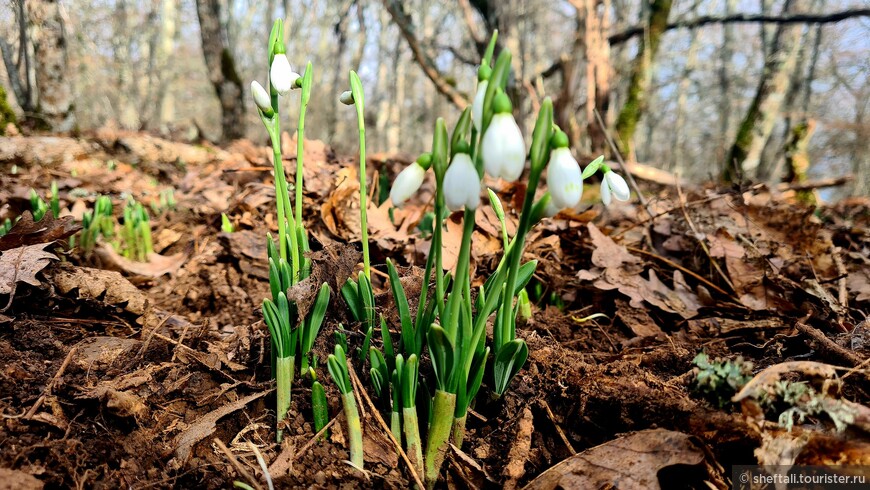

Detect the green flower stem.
xmin=349 ymin=71 xmax=370 ymax=278
xmin=452 ymin=413 xmax=468 ymax=449
xmin=391 ymin=409 xmax=402 ymax=443
xmin=403 ymin=406 xmax=424 ymax=479
xmin=445 ymin=208 xmax=476 ymax=341
xmin=424 ymin=390 xmax=456 ymax=489
xmin=342 ymin=391 xmax=364 ymax=468
xmin=269 ymin=137 xmax=289 ymax=263
xmin=432 ymin=189 xmax=446 ymax=319
xmin=276 ymin=355 xmax=295 ymax=441
xmin=139 ymin=221 xmax=153 ymax=256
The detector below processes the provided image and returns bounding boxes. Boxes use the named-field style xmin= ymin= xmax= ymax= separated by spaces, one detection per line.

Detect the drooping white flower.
xmin=339 ymin=90 xmax=354 ymax=105
xmin=270 ymin=54 xmax=299 ymax=95
xmin=443 ymin=153 xmax=480 ymax=211
xmin=471 ymin=80 xmax=488 ymax=131
xmin=390 ymin=162 xmax=426 ymax=208
xmin=481 ymin=113 xmax=525 ymax=181
xmin=546 ymin=148 xmax=583 ymax=210
xmin=600 ymin=170 xmax=630 ymax=206
xmin=251 ymin=81 xmax=272 ymax=113
xmin=544 ymin=198 xmax=561 ymax=218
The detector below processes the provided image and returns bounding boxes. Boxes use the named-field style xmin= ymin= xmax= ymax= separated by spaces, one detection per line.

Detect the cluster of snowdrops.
xmin=249 ymin=21 xmax=630 ymax=488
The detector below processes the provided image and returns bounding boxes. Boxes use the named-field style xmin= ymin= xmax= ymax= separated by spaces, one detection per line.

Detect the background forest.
xmin=1 ymin=0 xmax=868 ymax=195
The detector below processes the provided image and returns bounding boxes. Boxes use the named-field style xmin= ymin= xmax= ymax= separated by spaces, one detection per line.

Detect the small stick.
xmin=676 ymin=180 xmax=736 ymax=293
xmin=627 ymin=246 xmax=735 ymax=300
xmin=247 ymin=441 xmax=274 ymax=490
xmin=539 ymin=400 xmax=575 ymax=453
xmin=347 ymin=364 xmax=425 ymax=489
xmin=26 ymin=344 xmax=78 ymax=419
xmin=289 ymin=416 xmax=339 ymax=464
xmin=214 ymin=437 xmax=262 ymax=490
xmin=795 ymin=321 xmax=864 ymax=368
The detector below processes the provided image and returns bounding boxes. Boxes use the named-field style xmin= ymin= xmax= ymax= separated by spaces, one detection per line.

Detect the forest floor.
xmin=0 ymin=129 xmax=868 ymax=489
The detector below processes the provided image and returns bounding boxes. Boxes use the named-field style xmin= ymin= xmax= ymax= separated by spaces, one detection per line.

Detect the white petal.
xmin=481 ymin=114 xmax=526 ymax=181
xmin=251 ymin=81 xmax=271 ymax=112
xmin=390 ymin=163 xmax=426 ymax=208
xmin=270 ymin=54 xmax=295 ymax=95
xmin=605 ymin=172 xmax=631 ymax=201
xmin=600 ymin=180 xmax=612 ymax=206
xmin=546 ymin=148 xmax=583 ymax=209
xmin=339 ymin=90 xmax=354 ymax=105
xmin=472 ymin=80 xmax=488 ymax=131
xmin=443 ymin=154 xmax=480 ymax=211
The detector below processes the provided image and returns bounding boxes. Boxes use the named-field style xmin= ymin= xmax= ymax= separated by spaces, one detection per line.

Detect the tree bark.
xmin=614 ymin=0 xmax=673 ymax=158
xmin=195 ymin=0 xmax=246 ymax=142
xmin=723 ymin=0 xmax=807 ymax=182
xmin=582 ymin=0 xmax=611 ymax=154
xmin=21 ymin=0 xmax=76 ymax=132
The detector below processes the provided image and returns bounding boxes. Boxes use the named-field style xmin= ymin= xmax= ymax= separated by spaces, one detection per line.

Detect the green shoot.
xmin=327 ymin=344 xmax=363 ymax=469
xmin=221 ymin=213 xmax=234 ymax=233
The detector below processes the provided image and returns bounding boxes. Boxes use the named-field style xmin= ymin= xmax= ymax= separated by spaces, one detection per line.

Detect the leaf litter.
xmin=0 ymin=132 xmax=868 ymax=488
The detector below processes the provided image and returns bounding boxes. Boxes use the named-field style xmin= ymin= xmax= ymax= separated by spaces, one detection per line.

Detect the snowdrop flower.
xmin=600 ymin=169 xmax=630 ymax=206
xmin=546 ymin=131 xmax=582 ymax=210
xmin=251 ymin=81 xmax=272 ymax=114
xmin=443 ymin=151 xmax=480 ymax=211
xmin=544 ymin=198 xmax=561 ymax=218
xmin=390 ymin=154 xmax=430 ymax=208
xmin=339 ymin=90 xmax=354 ymax=105
xmin=481 ymin=91 xmax=525 ymax=182
xmin=270 ymin=53 xmax=299 ymax=95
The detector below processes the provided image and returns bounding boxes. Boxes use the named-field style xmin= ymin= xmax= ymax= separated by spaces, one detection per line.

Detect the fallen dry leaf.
xmin=522 ymin=429 xmax=707 ymax=490
xmin=0 ymin=243 xmax=57 ymax=295
xmin=96 ymin=244 xmax=188 ymax=277
xmin=49 ymin=263 xmax=150 ymax=315
xmin=0 ymin=211 xmax=80 ymax=251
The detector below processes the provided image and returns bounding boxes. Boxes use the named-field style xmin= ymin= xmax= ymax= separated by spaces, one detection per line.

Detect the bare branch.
xmin=608 ymin=8 xmax=870 ymax=44
xmin=381 ymin=0 xmax=468 ymax=109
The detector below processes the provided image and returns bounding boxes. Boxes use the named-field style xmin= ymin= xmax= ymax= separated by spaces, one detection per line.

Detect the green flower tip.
xmin=452 ymin=140 xmax=470 ymax=157
xmin=416 ymin=152 xmax=433 ymax=170
xmin=492 ymin=91 xmax=512 ymax=115
xmin=477 ymin=64 xmax=492 ymax=82
xmin=550 ymin=130 xmax=569 ymax=149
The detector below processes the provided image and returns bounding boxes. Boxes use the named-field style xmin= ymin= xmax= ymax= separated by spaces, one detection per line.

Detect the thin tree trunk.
xmin=717 ymin=0 xmax=737 ymax=161
xmin=25 ymin=0 xmax=75 ymax=131
xmin=723 ymin=0 xmax=807 ymax=182
xmin=195 ymin=0 xmax=246 ymax=141
xmin=583 ymin=0 xmax=611 ymax=154
xmin=672 ymin=27 xmax=700 ymax=172
xmin=614 ymin=0 xmax=673 ymax=158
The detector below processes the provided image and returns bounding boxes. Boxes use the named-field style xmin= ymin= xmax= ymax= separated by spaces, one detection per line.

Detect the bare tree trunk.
xmin=21 ymin=0 xmax=76 ymax=131
xmin=195 ymin=0 xmax=246 ymax=142
xmin=614 ymin=0 xmax=673 ymax=158
xmin=112 ymin=0 xmax=137 ymax=129
xmin=672 ymin=27 xmax=700 ymax=172
xmin=717 ymin=0 xmax=737 ymax=162
xmin=783 ymin=119 xmax=816 ymax=203
xmin=583 ymin=0 xmax=611 ymax=154
xmin=157 ymin=0 xmax=178 ymax=127
xmin=723 ymin=0 xmax=807 ymax=182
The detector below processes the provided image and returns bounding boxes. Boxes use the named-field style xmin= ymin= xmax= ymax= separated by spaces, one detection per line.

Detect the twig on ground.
xmin=214 ymin=437 xmax=262 ymax=490
xmin=795 ymin=321 xmax=864 ymax=368
xmin=247 ymin=441 xmax=274 ymax=490
xmin=347 ymin=363 xmax=425 ymax=489
xmin=539 ymin=400 xmax=575 ymax=453
xmin=627 ymin=246 xmax=736 ymax=300
xmin=675 ymin=180 xmax=736 ymax=294
xmin=26 ymin=343 xmax=79 ymax=419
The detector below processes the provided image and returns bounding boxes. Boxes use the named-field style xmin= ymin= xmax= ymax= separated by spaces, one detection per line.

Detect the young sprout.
xmin=50 ymin=181 xmax=60 ymax=218
xmin=30 ymin=189 xmax=47 ymax=221
xmin=221 ymin=213 xmax=234 ymax=233
xmin=327 ymin=344 xmax=363 ymax=469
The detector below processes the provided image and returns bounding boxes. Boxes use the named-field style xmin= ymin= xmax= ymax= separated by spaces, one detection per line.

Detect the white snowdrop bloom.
xmin=546 ymin=148 xmax=583 ymax=209
xmin=471 ymin=80 xmax=488 ymax=131
xmin=481 ymin=113 xmax=525 ymax=181
xmin=544 ymin=198 xmax=561 ymax=218
xmin=443 ymin=153 xmax=480 ymax=211
xmin=251 ymin=81 xmax=271 ymax=113
xmin=270 ymin=54 xmax=299 ymax=95
xmin=390 ymin=162 xmax=426 ymax=208
xmin=600 ymin=170 xmax=630 ymax=206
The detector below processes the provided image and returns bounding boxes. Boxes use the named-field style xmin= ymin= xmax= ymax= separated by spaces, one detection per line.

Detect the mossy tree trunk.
xmin=0 ymin=85 xmax=17 ymax=134
xmin=784 ymin=119 xmax=816 ymax=204
xmin=723 ymin=0 xmax=808 ymax=183
xmin=195 ymin=0 xmax=246 ymax=142
xmin=614 ymin=0 xmax=673 ymax=159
